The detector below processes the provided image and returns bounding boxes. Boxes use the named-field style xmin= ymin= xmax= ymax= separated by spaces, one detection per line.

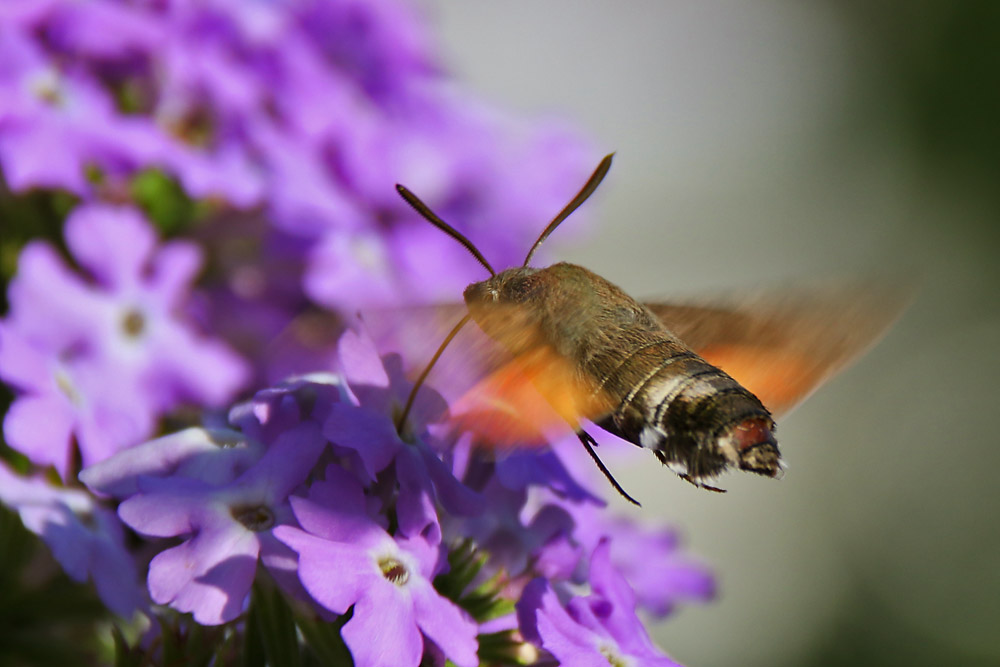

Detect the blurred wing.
xmin=364 ymin=303 xmax=606 ymax=449
xmin=362 ymin=303 xmax=494 ymax=404
xmin=448 ymin=344 xmax=587 ymax=449
xmin=362 ymin=304 xmax=579 ymax=449
xmin=646 ymin=281 xmax=910 ymax=418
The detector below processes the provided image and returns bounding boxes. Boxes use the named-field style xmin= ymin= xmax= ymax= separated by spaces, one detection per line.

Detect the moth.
xmin=391 ymin=154 xmax=902 ymax=504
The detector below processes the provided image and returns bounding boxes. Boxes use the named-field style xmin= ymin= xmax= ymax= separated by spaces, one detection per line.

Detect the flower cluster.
xmin=1 ymin=203 xmax=248 ymax=477
xmin=0 ymin=0 xmax=592 ymax=308
xmin=0 ymin=0 xmax=712 ymax=664
xmin=73 ymin=327 xmax=712 ymax=665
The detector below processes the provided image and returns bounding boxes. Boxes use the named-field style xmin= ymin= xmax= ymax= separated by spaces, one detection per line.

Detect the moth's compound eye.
xmin=504 ymin=276 xmax=540 ymax=303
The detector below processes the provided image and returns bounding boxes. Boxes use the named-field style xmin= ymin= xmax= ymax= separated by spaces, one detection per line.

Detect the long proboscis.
xmin=394 ymin=312 xmax=472 ymax=436
xmin=522 ymin=152 xmax=615 ymax=267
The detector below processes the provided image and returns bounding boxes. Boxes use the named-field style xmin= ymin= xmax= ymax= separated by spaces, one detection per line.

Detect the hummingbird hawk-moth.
xmin=392 ymin=154 xmax=902 ymax=504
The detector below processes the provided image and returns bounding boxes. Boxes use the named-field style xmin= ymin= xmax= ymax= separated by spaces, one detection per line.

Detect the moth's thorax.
xmin=463 ymin=262 xmax=668 ymax=362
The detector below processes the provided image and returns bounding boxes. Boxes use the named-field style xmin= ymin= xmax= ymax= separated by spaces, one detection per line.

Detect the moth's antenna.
xmin=522 ymin=153 xmax=614 ymax=267
xmin=396 ymin=184 xmax=496 ymax=277
xmin=395 ymin=312 xmax=472 ymax=436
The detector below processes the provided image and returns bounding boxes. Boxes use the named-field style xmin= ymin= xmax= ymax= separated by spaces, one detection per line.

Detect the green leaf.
xmin=159 ymin=616 xmax=223 ymax=667
xmin=0 ymin=506 xmax=33 ymax=585
xmin=243 ymin=607 xmax=267 ymax=667
xmin=296 ymin=608 xmax=354 ymax=667
xmin=433 ymin=540 xmax=484 ymax=603
xmin=434 ymin=540 xmax=515 ymax=623
xmin=129 ymin=169 xmax=196 ymax=236
xmin=476 ymin=630 xmax=535 ymax=666
xmin=248 ymin=582 xmax=301 ymax=667
xmin=112 ymin=626 xmax=142 ymax=667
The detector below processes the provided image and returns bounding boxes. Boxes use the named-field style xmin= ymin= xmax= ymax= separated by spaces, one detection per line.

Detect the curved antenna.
xmin=522 ymin=153 xmax=615 ymax=267
xmin=396 ymin=184 xmax=496 ymax=277
xmin=395 ymin=312 xmax=472 ymax=436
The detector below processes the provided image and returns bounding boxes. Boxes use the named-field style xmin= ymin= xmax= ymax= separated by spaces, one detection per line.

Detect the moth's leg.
xmin=679 ymin=473 xmax=727 ymax=493
xmin=575 ymin=429 xmax=641 ymax=506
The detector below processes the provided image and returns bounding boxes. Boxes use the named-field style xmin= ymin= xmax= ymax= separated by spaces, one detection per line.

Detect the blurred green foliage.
xmin=0 ymin=506 xmax=109 ymax=666
xmin=802 ymin=576 xmax=1000 ymax=667
xmin=800 ymin=2 xmax=1000 ymax=665
xmin=837 ymin=1 xmax=1000 ymax=214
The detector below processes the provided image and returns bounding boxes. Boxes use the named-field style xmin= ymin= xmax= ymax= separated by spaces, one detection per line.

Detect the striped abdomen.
xmin=593 ymin=335 xmax=782 ymax=486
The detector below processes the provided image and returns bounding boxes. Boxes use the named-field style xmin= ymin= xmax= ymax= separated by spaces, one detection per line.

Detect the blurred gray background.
xmin=429 ymin=2 xmax=1000 ymax=666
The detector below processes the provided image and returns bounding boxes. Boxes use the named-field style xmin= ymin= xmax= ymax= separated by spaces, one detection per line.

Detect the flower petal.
xmin=323 ymin=403 xmax=398 ymax=479
xmin=337 ymin=328 xmax=390 ymax=391
xmin=147 ymin=519 xmax=260 ymax=625
xmin=3 ymin=393 xmax=74 ymax=475
xmin=343 ymin=582 xmax=422 ymax=667
xmin=79 ymin=427 xmax=261 ymax=497
xmin=63 ymin=204 xmax=155 ymax=290
xmin=410 ymin=579 xmax=479 ymax=667
xmin=274 ymin=526 xmax=375 ymax=614
xmin=117 ymin=478 xmax=209 ymax=537
xmin=0 ymin=323 xmax=52 ymax=390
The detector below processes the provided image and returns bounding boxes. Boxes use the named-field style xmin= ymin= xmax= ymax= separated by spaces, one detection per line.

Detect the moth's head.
xmin=463 ymin=267 xmax=541 ymax=308
xmin=463 ymin=268 xmax=545 ymax=352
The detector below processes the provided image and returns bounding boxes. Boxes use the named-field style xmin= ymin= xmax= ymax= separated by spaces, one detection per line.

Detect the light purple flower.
xmin=518 ymin=539 xmax=682 ymax=667
xmin=0 ymin=203 xmax=249 ymax=474
xmin=0 ymin=5 xmax=705 ymax=661
xmin=246 ymin=120 xmax=366 ymax=236
xmin=572 ymin=513 xmax=715 ymax=618
xmin=7 ymin=0 xmax=164 ymax=61
xmin=332 ymin=327 xmax=482 ymax=539
xmin=461 ymin=478 xmax=576 ymax=581
xmin=117 ymin=422 xmax=326 ymax=624
xmin=292 ymin=0 xmax=436 ymax=103
xmin=229 ymin=373 xmax=346 ymax=446
xmin=79 ymin=427 xmax=264 ymax=498
xmin=303 ymin=229 xmax=401 ymax=309
xmin=275 ymin=466 xmax=478 ymax=667
xmin=0 ymin=24 xmax=169 ymax=194
xmin=0 ymin=462 xmax=145 ymax=618
xmin=0 ymin=323 xmax=154 ymax=479
xmin=58 ymin=204 xmax=249 ymax=408
xmin=525 ymin=491 xmax=715 ymax=619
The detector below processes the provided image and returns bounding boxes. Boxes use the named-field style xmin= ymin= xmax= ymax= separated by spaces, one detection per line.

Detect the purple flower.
xmin=58 ymin=204 xmax=249 ymax=408
xmin=518 ymin=540 xmax=682 ymax=667
xmin=303 ymin=229 xmax=401 ymax=310
xmin=6 ymin=0 xmax=164 ymax=62
xmin=0 ymin=462 xmax=145 ymax=618
xmin=292 ymin=0 xmax=436 ymax=102
xmin=0 ymin=323 xmax=154 ymax=479
xmin=0 ymin=4 xmax=706 ymax=662
xmin=0 ymin=203 xmax=249 ymax=474
xmin=336 ymin=326 xmax=446 ymax=424
xmin=275 ymin=466 xmax=478 ymax=667
xmin=117 ymin=422 xmax=326 ymax=624
xmin=232 ymin=371 xmax=338 ymax=425
xmin=79 ymin=426 xmax=264 ymax=498
xmin=0 ymin=24 xmax=169 ymax=194
xmin=571 ymin=513 xmax=715 ymax=618
xmin=461 ymin=477 xmax=577 ymax=581
xmin=331 ymin=327 xmax=482 ymax=540
xmin=246 ymin=120 xmax=365 ymax=236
